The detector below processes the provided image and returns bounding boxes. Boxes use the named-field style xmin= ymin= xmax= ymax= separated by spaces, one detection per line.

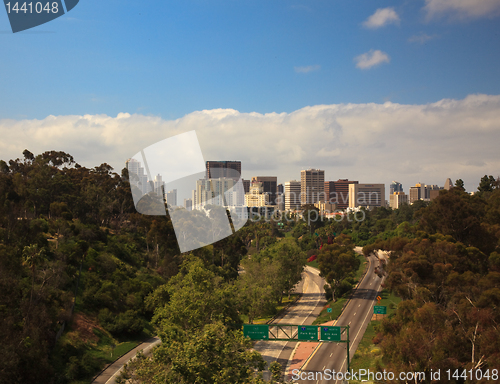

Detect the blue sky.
xmin=1 ymin=0 xmax=500 ymax=193
xmin=1 ymin=0 xmax=499 ymax=119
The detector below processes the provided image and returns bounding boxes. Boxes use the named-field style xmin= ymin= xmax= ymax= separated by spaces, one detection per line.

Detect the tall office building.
xmin=245 ymin=182 xmax=270 ymax=207
xmin=390 ymin=192 xmax=408 ymax=209
xmin=184 ymin=198 xmax=193 ymax=211
xmin=126 ymin=158 xmax=150 ymax=195
xmin=196 ymin=177 xmax=241 ymax=207
xmin=165 ymin=189 xmax=177 ymax=207
xmin=153 ymin=174 xmax=164 ymax=197
xmin=409 ymin=183 xmax=441 ymax=203
xmin=390 ymin=181 xmax=403 ymax=195
xmin=301 ymin=169 xmax=325 ymax=206
xmin=251 ymin=176 xmax=277 ymax=204
xmin=276 ymin=184 xmax=285 ymax=211
xmin=206 ymin=161 xmax=241 ymax=179
xmin=348 ymin=183 xmax=385 ymax=209
xmin=324 ymin=179 xmax=358 ymax=210
xmin=285 ymin=181 xmax=301 ymax=211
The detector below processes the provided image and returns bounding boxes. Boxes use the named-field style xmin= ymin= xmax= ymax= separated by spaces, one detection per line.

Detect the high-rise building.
xmin=245 ymin=182 xmax=270 ymax=207
xmin=126 ymin=158 xmax=150 ymax=195
xmin=285 ymin=181 xmax=301 ymax=211
xmin=242 ymin=179 xmax=250 ymax=193
xmin=184 ymin=198 xmax=193 ymax=211
xmin=409 ymin=183 xmax=441 ymax=203
xmin=165 ymin=189 xmax=177 ymax=207
xmin=390 ymin=181 xmax=403 ymax=195
xmin=444 ymin=178 xmax=453 ymax=190
xmin=277 ymin=184 xmax=285 ymax=211
xmin=301 ymin=169 xmax=325 ymax=206
xmin=348 ymin=183 xmax=385 ymax=209
xmin=153 ymin=174 xmax=164 ymax=197
xmin=196 ymin=177 xmax=241 ymax=207
xmin=206 ymin=161 xmax=241 ymax=179
xmin=389 ymin=192 xmax=408 ymax=209
xmin=324 ymin=179 xmax=358 ymax=210
xmin=251 ymin=176 xmax=277 ymax=204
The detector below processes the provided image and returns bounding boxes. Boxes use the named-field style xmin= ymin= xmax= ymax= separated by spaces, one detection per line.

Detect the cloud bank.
xmin=1 ymin=94 xmax=500 ymax=194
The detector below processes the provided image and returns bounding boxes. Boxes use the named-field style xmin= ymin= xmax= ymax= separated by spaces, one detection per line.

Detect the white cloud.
xmin=294 ymin=65 xmax=321 ymax=74
xmin=1 ymin=94 xmax=500 ymax=194
xmin=408 ymin=32 xmax=438 ymax=44
xmin=424 ymin=0 xmax=500 ymax=20
xmin=354 ymin=50 xmax=390 ymax=69
xmin=362 ymin=7 xmax=400 ymax=29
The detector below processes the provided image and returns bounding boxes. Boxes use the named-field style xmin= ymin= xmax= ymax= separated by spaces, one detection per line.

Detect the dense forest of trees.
xmin=1 ymin=149 xmax=499 ymax=383
xmin=0 ymin=150 xmax=305 ymax=384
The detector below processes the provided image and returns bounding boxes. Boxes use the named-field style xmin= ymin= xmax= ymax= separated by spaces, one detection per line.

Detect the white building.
xmin=285 ymin=180 xmax=301 ymax=211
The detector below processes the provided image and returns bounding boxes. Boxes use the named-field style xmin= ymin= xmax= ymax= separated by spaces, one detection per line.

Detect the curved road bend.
xmin=296 ymin=252 xmax=384 ymax=384
xmin=254 ymin=266 xmax=326 ymax=380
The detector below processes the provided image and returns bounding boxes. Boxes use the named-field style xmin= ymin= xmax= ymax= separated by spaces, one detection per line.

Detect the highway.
xmin=295 ymin=251 xmax=385 ymax=384
xmin=254 ymin=265 xmax=326 ymax=380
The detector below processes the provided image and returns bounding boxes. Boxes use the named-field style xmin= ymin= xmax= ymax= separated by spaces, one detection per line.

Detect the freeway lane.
xmin=296 ymin=252 xmax=385 ymax=384
xmin=255 ymin=265 xmax=326 ymax=380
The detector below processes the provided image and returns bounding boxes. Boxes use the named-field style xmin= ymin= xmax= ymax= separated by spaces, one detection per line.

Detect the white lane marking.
xmin=330 ymin=353 xmax=333 ymax=357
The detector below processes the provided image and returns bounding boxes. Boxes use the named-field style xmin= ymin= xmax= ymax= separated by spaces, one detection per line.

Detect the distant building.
xmin=348 ymin=183 xmax=385 ymax=209
xmin=389 ymin=192 xmax=408 ymax=209
xmin=206 ymin=161 xmax=241 ymax=179
xmin=153 ymin=174 xmax=164 ymax=197
xmin=285 ymin=181 xmax=301 ymax=211
xmin=314 ymin=201 xmax=338 ymax=214
xmin=196 ymin=177 xmax=241 ymax=208
xmin=165 ymin=189 xmax=177 ymax=207
xmin=126 ymin=158 xmax=149 ymax=195
xmin=251 ymin=176 xmax=277 ymax=205
xmin=245 ymin=182 xmax=270 ymax=207
xmin=242 ymin=179 xmax=250 ymax=193
xmin=184 ymin=198 xmax=193 ymax=211
xmin=390 ymin=181 xmax=403 ymax=195
xmin=301 ymin=169 xmax=325 ymax=206
xmin=277 ymin=184 xmax=285 ymax=211
xmin=444 ymin=178 xmax=453 ymax=190
xmin=409 ymin=183 xmax=441 ymax=203
xmin=325 ymin=179 xmax=358 ymax=210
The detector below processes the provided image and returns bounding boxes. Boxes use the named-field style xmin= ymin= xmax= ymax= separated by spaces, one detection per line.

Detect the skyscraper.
xmin=390 ymin=181 xmax=403 ymax=195
xmin=285 ymin=181 xmax=301 ymax=211
xmin=325 ymin=179 xmax=358 ymax=210
xmin=301 ymin=169 xmax=325 ymax=206
xmin=206 ymin=161 xmax=241 ymax=179
xmin=251 ymin=176 xmax=277 ymax=204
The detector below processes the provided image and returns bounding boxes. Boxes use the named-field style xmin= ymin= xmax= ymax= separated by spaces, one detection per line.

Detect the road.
xmin=93 ymin=265 xmax=326 ymax=383
xmin=295 ymin=251 xmax=385 ymax=384
xmin=254 ymin=265 xmax=326 ymax=380
xmin=92 ymin=337 xmax=161 ymax=384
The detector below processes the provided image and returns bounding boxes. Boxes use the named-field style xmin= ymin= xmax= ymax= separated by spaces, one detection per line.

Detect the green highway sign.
xmin=374 ymin=305 xmax=387 ymax=314
xmin=298 ymin=325 xmax=318 ymax=341
xmin=321 ymin=326 xmax=341 ymax=341
xmin=243 ymin=324 xmax=269 ymax=340
xmin=327 ymin=308 xmax=333 ymax=313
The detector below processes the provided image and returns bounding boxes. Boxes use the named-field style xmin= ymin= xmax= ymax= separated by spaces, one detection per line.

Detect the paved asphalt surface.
xmin=295 ymin=252 xmax=385 ymax=384
xmin=254 ymin=265 xmax=326 ymax=380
